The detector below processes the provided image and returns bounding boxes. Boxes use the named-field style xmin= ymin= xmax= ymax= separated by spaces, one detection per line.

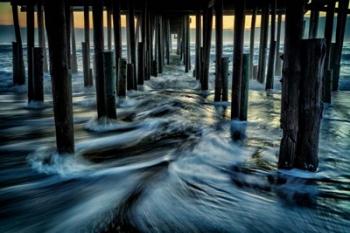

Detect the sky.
xmin=0 ymin=3 xmax=265 ymax=29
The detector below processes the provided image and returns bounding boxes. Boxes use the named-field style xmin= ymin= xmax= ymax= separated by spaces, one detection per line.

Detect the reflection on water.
xmin=0 ymin=44 xmax=350 ymax=233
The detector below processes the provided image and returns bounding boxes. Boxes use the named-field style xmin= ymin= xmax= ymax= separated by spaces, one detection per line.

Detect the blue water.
xmin=0 ymin=43 xmax=350 ymax=233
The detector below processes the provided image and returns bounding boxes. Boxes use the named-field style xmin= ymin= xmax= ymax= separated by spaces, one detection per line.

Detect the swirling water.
xmin=0 ymin=43 xmax=350 ymax=233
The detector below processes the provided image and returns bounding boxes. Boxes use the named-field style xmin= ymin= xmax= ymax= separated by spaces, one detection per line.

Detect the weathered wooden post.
xmin=93 ymin=0 xmax=107 ymax=119
xmin=12 ymin=42 xmax=21 ymax=85
xmin=275 ymin=13 xmax=282 ymax=76
xmin=308 ymin=0 xmax=319 ymax=39
xmin=231 ymin=0 xmax=245 ymax=119
xmin=157 ymin=16 xmax=164 ymax=74
xmin=240 ymin=54 xmax=250 ymax=121
xmin=222 ymin=57 xmax=229 ymax=102
xmin=44 ymin=0 xmax=74 ymax=153
xmin=278 ymin=0 xmax=304 ymax=169
xmin=11 ymin=3 xmax=25 ymax=85
xmin=266 ymin=0 xmax=276 ymax=90
xmin=295 ymin=39 xmax=326 ymax=171
xmin=214 ymin=0 xmax=223 ymax=101
xmin=195 ymin=12 xmax=202 ymax=81
xmin=202 ymin=7 xmax=213 ymax=91
xmin=332 ymin=0 xmax=349 ymax=91
xmin=165 ymin=18 xmax=171 ymax=65
xmin=82 ymin=42 xmax=92 ymax=86
xmin=33 ymin=47 xmax=44 ymax=102
xmin=27 ymin=3 xmax=35 ymax=102
xmin=70 ymin=9 xmax=78 ymax=73
xmin=146 ymin=2 xmax=152 ymax=80
xmin=107 ymin=0 xmax=113 ymax=50
xmin=127 ymin=63 xmax=135 ymax=90
xmin=83 ymin=3 xmax=92 ymax=87
xmin=65 ymin=3 xmax=71 ymax=71
xmin=185 ymin=15 xmax=190 ymax=73
xmin=324 ymin=69 xmax=333 ymax=103
xmin=249 ymin=7 xmax=256 ymax=79
xmin=118 ymin=59 xmax=127 ymax=97
xmin=257 ymin=3 xmax=269 ymax=84
xmin=127 ymin=0 xmax=136 ymax=89
xmin=104 ymin=51 xmax=117 ymax=119
xmin=138 ymin=42 xmax=145 ymax=85
xmin=37 ymin=3 xmax=48 ymax=73
xmin=112 ymin=0 xmax=121 ymax=79
xmin=323 ymin=0 xmax=335 ymax=100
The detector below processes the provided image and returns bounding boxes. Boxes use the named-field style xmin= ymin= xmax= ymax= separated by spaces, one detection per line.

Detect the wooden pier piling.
xmin=83 ymin=3 xmax=92 ymax=87
xmin=249 ymin=8 xmax=256 ymax=79
xmin=295 ymin=39 xmax=326 ymax=171
xmin=127 ymin=63 xmax=135 ymax=90
xmin=138 ymin=42 xmax=145 ymax=85
xmin=112 ymin=0 xmax=122 ymax=77
xmin=231 ymin=0 xmax=245 ymax=120
xmin=222 ymin=57 xmax=229 ymax=102
xmin=104 ymin=51 xmax=117 ymax=119
xmin=201 ymin=7 xmax=213 ymax=91
xmin=33 ymin=47 xmax=44 ymax=102
xmin=27 ymin=3 xmax=34 ymax=102
xmin=275 ymin=13 xmax=282 ymax=76
xmin=214 ymin=0 xmax=223 ymax=102
xmin=309 ymin=0 xmax=319 ymax=39
xmin=127 ymin=0 xmax=136 ymax=89
xmin=278 ymin=0 xmax=304 ymax=169
xmin=11 ymin=3 xmax=25 ymax=85
xmin=240 ymin=54 xmax=250 ymax=121
xmin=266 ymin=0 xmax=276 ymax=90
xmin=93 ymin=0 xmax=107 ymax=118
xmin=70 ymin=9 xmax=78 ymax=73
xmin=118 ymin=58 xmax=127 ymax=97
xmin=37 ymin=3 xmax=48 ymax=73
xmin=257 ymin=3 xmax=269 ymax=84
xmin=195 ymin=12 xmax=202 ymax=81
xmin=332 ymin=0 xmax=349 ymax=91
xmin=44 ymin=0 xmax=74 ymax=153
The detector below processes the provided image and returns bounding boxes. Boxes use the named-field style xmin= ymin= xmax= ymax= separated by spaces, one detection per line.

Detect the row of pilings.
xmin=9 ymin=0 xmax=349 ymax=172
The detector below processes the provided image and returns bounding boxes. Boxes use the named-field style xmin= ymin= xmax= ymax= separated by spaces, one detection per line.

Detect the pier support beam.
xmin=127 ymin=0 xmax=136 ymax=89
xmin=11 ymin=3 xmax=25 ymax=85
xmin=195 ymin=12 xmax=202 ymax=81
xmin=323 ymin=0 xmax=335 ymax=100
xmin=231 ymin=0 xmax=245 ymax=119
xmin=222 ymin=57 xmax=229 ymax=102
xmin=112 ymin=0 xmax=122 ymax=79
xmin=107 ymin=0 xmax=112 ymax=50
xmin=275 ymin=13 xmax=282 ymax=76
xmin=332 ymin=0 xmax=349 ymax=91
xmin=240 ymin=54 xmax=250 ymax=121
xmin=104 ymin=51 xmax=117 ymax=119
xmin=295 ymin=39 xmax=326 ymax=171
xmin=83 ymin=3 xmax=93 ymax=87
xmin=93 ymin=0 xmax=107 ymax=118
xmin=27 ymin=3 xmax=34 ymax=102
xmin=37 ymin=3 xmax=48 ymax=73
xmin=214 ymin=0 xmax=223 ymax=101
xmin=70 ymin=9 xmax=78 ymax=73
xmin=201 ymin=7 xmax=213 ymax=91
xmin=33 ymin=47 xmax=44 ymax=102
xmin=257 ymin=4 xmax=269 ymax=84
xmin=249 ymin=8 xmax=256 ymax=79
xmin=184 ymin=15 xmax=190 ymax=73
xmin=138 ymin=42 xmax=145 ymax=85
xmin=278 ymin=0 xmax=304 ymax=170
xmin=44 ymin=0 xmax=74 ymax=154
xmin=308 ymin=0 xmax=319 ymax=39
xmin=118 ymin=59 xmax=127 ymax=97
xmin=266 ymin=0 xmax=277 ymax=90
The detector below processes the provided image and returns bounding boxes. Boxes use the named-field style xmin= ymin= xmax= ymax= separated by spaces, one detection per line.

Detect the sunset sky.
xmin=0 ymin=2 xmax=278 ymax=29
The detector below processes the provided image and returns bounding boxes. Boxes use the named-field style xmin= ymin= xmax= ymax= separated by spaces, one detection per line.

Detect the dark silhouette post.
xmin=44 ymin=0 xmax=75 ymax=154
xmin=231 ymin=0 xmax=245 ymax=119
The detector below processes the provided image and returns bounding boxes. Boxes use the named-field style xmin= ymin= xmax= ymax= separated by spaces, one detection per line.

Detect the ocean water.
xmin=0 ymin=43 xmax=350 ymax=233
